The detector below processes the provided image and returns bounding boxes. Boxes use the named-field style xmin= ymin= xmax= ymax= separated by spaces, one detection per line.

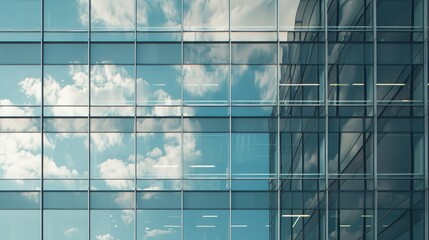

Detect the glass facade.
xmin=0 ymin=0 xmax=428 ymax=239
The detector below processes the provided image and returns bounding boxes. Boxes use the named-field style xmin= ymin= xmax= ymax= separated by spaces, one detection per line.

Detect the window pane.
xmin=44 ymin=65 xmax=89 ymax=108
xmin=0 ymin=210 xmax=40 ymax=240
xmin=0 ymin=65 xmax=41 ymax=106
xmin=137 ymin=65 xmax=182 ymax=105
xmin=184 ymin=192 xmax=229 ymax=209
xmin=137 ymin=210 xmax=182 ymax=239
xmin=231 ymin=210 xmax=274 ymax=240
xmin=137 ymin=192 xmax=181 ymax=209
xmin=90 ymin=65 xmax=134 ymax=106
xmin=43 ymin=192 xmax=87 ymax=209
xmin=44 ymin=210 xmax=88 ymax=240
xmin=328 ymin=0 xmax=373 ymax=28
xmin=137 ymin=133 xmax=182 ymax=179
xmin=138 ymin=0 xmax=182 ymax=30
xmin=232 ymin=44 xmax=277 ymax=64
xmin=137 ymin=43 xmax=181 ymax=64
xmin=0 ymin=133 xmax=41 ymax=180
xmin=91 ymin=44 xmax=134 ymax=64
xmin=44 ymin=0 xmax=88 ymax=31
xmin=231 ymin=0 xmax=276 ymax=30
xmin=279 ymin=0 xmax=323 ymax=29
xmin=232 ymin=133 xmax=276 ymax=178
xmin=377 ymin=0 xmax=423 ymax=28
xmin=0 ymin=44 xmax=41 ymax=64
xmin=0 ymin=192 xmax=40 ymax=209
xmin=90 ymin=133 xmax=135 ymax=190
xmin=183 ymin=65 xmax=229 ymax=104
xmin=91 ymin=210 xmax=134 ymax=240
xmin=184 ymin=133 xmax=229 ymax=178
xmin=44 ymin=44 xmax=88 ymax=64
xmin=231 ymin=65 xmax=277 ymax=105
xmin=184 ymin=210 xmax=228 ymax=240
xmin=184 ymin=0 xmax=229 ymax=30
xmin=0 ymin=0 xmax=41 ymax=30
xmin=90 ymin=192 xmax=135 ymax=209
xmin=91 ymin=0 xmax=135 ymax=31
xmin=184 ymin=43 xmax=229 ymax=64
xmin=44 ymin=133 xmax=88 ymax=182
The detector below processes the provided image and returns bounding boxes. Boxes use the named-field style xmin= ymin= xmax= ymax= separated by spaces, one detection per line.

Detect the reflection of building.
xmin=0 ymin=0 xmax=428 ymax=240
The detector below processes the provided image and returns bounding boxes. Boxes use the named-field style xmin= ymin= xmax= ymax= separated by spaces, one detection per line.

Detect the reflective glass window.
xmin=232 ymin=65 xmax=277 ymax=105
xmin=137 ymin=65 xmax=182 ymax=105
xmin=0 ymin=192 xmax=40 ymax=209
xmin=138 ymin=0 xmax=182 ymax=30
xmin=184 ymin=0 xmax=229 ymax=30
xmin=0 ymin=210 xmax=40 ymax=240
xmin=231 ymin=0 xmax=276 ymax=30
xmin=43 ymin=192 xmax=87 ymax=209
xmin=0 ymin=65 xmax=41 ymax=106
xmin=91 ymin=0 xmax=135 ymax=31
xmin=44 ymin=133 xmax=88 ymax=189
xmin=231 ymin=133 xmax=277 ymax=178
xmin=44 ymin=65 xmax=89 ymax=109
xmin=137 ymin=133 xmax=182 ymax=179
xmin=184 ymin=65 xmax=229 ymax=104
xmin=90 ymin=133 xmax=135 ymax=190
xmin=279 ymin=0 xmax=323 ymax=29
xmin=90 ymin=210 xmax=134 ymax=240
xmin=377 ymin=0 xmax=423 ymax=28
xmin=327 ymin=0 xmax=373 ymax=28
xmin=44 ymin=0 xmax=88 ymax=31
xmin=44 ymin=210 xmax=88 ymax=240
xmin=0 ymin=0 xmax=41 ymax=30
xmin=0 ymin=133 xmax=41 ymax=182
xmin=44 ymin=44 xmax=88 ymax=64
xmin=137 ymin=43 xmax=182 ymax=64
xmin=231 ymin=210 xmax=274 ymax=240
xmin=90 ymin=65 xmax=135 ymax=107
xmin=232 ymin=43 xmax=277 ymax=64
xmin=184 ymin=210 xmax=229 ymax=240
xmin=91 ymin=44 xmax=134 ymax=64
xmin=184 ymin=43 xmax=229 ymax=64
xmin=184 ymin=133 xmax=229 ymax=178
xmin=137 ymin=210 xmax=182 ymax=239
xmin=0 ymin=44 xmax=41 ymax=64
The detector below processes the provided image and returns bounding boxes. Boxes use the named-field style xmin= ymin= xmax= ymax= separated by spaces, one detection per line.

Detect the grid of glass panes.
xmin=0 ymin=0 xmax=427 ymax=239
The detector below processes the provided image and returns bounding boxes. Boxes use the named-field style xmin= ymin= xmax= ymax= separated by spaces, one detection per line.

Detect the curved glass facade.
xmin=0 ymin=0 xmax=428 ymax=239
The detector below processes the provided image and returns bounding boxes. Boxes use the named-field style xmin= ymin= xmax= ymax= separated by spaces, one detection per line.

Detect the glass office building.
xmin=0 ymin=0 xmax=428 ymax=239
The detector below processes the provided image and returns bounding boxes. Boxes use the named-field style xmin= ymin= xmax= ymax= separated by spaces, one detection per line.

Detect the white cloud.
xmin=91 ymin=65 xmax=134 ymax=106
xmin=91 ymin=133 xmax=123 ymax=152
xmin=88 ymin=0 xmax=137 ymax=29
xmin=254 ymin=67 xmax=276 ymax=103
xmin=183 ymin=65 xmax=227 ymax=97
xmin=143 ymin=228 xmax=174 ymax=240
xmin=114 ymin=192 xmax=134 ymax=209
xmin=97 ymin=159 xmax=134 ymax=189
xmin=0 ymin=131 xmax=82 ymax=184
xmin=19 ymin=77 xmax=41 ymax=104
xmin=159 ymin=0 xmax=181 ymax=27
xmin=64 ymin=227 xmax=78 ymax=238
xmin=77 ymin=0 xmax=89 ymax=27
xmin=0 ymin=133 xmax=41 ymax=181
xmin=95 ymin=234 xmax=114 ymax=240
xmin=21 ymin=192 xmax=39 ymax=202
xmin=44 ymin=157 xmax=80 ymax=178
xmin=184 ymin=0 xmax=229 ymax=29
xmin=121 ymin=209 xmax=134 ymax=225
xmin=0 ymin=99 xmax=35 ymax=117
